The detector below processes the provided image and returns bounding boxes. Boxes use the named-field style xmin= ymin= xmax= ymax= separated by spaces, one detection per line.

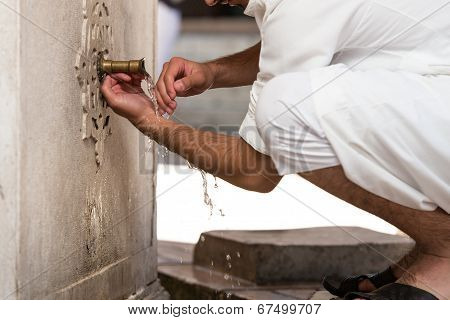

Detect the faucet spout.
xmin=97 ymin=53 xmax=149 ymax=80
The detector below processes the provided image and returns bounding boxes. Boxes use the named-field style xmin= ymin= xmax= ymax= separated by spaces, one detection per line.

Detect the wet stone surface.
xmin=193 ymin=227 xmax=414 ymax=285
xmin=158 ymin=240 xmax=325 ymax=300
xmin=158 ymin=227 xmax=414 ymax=300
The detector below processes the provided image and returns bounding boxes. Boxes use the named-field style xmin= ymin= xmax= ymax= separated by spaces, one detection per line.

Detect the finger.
xmin=174 ymin=73 xmax=203 ymax=95
xmin=155 ymin=87 xmax=166 ymax=111
xmin=131 ymin=73 xmax=145 ymax=86
xmin=131 ymin=73 xmax=145 ymax=81
xmin=155 ymin=96 xmax=165 ymax=116
xmin=156 ymin=73 xmax=175 ymax=109
xmin=109 ymin=73 xmax=145 ymax=95
xmin=164 ymin=59 xmax=185 ymax=100
xmin=155 ymin=67 xmax=167 ymax=109
xmin=155 ymin=90 xmax=172 ymax=115
xmin=109 ymin=73 xmax=132 ymax=82
xmin=102 ymin=74 xmax=118 ymax=86
xmin=156 ymin=63 xmax=176 ymax=110
xmin=109 ymin=73 xmax=138 ymax=93
xmin=164 ymin=102 xmax=175 ymax=115
xmin=168 ymin=100 xmax=177 ymax=110
xmin=101 ymin=76 xmax=119 ymax=102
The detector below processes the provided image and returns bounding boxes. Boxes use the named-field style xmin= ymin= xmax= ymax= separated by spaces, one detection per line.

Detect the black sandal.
xmin=343 ymin=283 xmax=438 ymax=300
xmin=322 ymin=267 xmax=397 ymax=298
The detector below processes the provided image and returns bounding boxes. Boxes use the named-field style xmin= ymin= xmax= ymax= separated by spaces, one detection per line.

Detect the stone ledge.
xmin=193 ymin=227 xmax=414 ymax=284
xmin=140 ymin=279 xmax=171 ymax=300
xmin=158 ymin=264 xmax=323 ymax=300
xmin=159 ymin=264 xmax=252 ymax=300
xmin=158 ymin=241 xmax=195 ymax=266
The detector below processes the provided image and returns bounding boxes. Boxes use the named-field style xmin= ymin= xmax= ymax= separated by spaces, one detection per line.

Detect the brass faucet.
xmin=97 ymin=53 xmax=150 ymax=80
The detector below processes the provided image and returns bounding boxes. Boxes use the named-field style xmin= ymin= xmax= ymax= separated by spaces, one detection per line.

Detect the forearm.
xmin=207 ymin=41 xmax=261 ymax=89
xmin=137 ymin=114 xmax=281 ymax=192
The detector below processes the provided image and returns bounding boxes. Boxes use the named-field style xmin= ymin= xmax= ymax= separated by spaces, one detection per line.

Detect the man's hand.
xmin=156 ymin=42 xmax=261 ymax=115
xmin=100 ymin=72 xmax=281 ymax=193
xmin=101 ymin=73 xmax=155 ymax=126
xmin=156 ymin=57 xmax=215 ymax=115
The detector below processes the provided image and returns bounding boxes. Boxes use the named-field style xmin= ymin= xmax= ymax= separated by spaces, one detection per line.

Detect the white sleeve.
xmin=261 ymin=0 xmax=366 ymax=74
xmin=239 ymin=90 xmax=270 ymax=155
xmin=239 ymin=0 xmax=368 ymax=155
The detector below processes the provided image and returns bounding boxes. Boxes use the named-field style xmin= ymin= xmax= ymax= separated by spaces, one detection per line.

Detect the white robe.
xmin=239 ymin=0 xmax=450 ymax=212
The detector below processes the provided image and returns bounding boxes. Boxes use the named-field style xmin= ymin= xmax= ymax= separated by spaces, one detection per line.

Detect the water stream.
xmin=144 ymin=76 xmax=222 ymax=216
xmin=145 ymin=76 xmax=169 ymax=158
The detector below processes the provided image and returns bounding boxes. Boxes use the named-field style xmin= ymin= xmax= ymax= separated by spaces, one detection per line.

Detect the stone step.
xmin=158 ymin=264 xmax=323 ymax=300
xmin=158 ymin=241 xmax=195 ymax=265
xmin=193 ymin=227 xmax=414 ymax=285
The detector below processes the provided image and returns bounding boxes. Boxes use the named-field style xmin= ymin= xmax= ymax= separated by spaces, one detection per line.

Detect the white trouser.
xmin=254 ymin=72 xmax=341 ymax=175
xmin=248 ymin=66 xmax=450 ymax=212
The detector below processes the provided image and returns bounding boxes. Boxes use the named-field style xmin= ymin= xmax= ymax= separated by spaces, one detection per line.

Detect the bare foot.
xmin=396 ymin=253 xmax=450 ymax=300
xmin=358 ymin=279 xmax=377 ymax=292
xmin=357 ymin=246 xmax=419 ymax=292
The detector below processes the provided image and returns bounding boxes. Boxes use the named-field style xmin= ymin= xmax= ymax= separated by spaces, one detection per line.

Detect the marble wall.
xmin=0 ymin=0 xmax=162 ymax=299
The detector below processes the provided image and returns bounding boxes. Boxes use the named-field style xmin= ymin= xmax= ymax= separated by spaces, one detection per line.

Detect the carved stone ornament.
xmin=75 ymin=0 xmax=113 ymax=166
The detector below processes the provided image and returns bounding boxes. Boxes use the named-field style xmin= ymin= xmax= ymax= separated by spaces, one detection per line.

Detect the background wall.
xmin=172 ymin=20 xmax=259 ymax=132
xmin=0 ymin=0 xmax=162 ymax=299
xmin=0 ymin=0 xmax=21 ymax=302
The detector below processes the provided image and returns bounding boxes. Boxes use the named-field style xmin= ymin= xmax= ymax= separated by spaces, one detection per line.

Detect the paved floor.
xmin=158 ymin=240 xmax=335 ymax=300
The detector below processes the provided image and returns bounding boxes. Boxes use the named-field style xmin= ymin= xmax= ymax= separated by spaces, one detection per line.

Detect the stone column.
xmin=0 ymin=0 xmax=164 ymax=299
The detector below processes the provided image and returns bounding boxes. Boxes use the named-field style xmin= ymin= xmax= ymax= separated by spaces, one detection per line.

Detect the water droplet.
xmin=144 ymin=76 xmax=160 ymax=120
xmin=236 ymin=252 xmax=241 ymax=258
xmin=146 ymin=72 xmax=223 ymax=216
xmin=200 ymin=235 xmax=206 ymax=242
xmin=227 ymin=263 xmax=232 ymax=269
xmin=224 ymin=274 xmax=230 ymax=280
xmin=185 ymin=161 xmax=224 ymax=217
xmin=143 ymin=76 xmax=171 ymax=158
xmin=226 ymin=254 xmax=231 ymax=261
xmin=226 ymin=292 xmax=232 ymax=299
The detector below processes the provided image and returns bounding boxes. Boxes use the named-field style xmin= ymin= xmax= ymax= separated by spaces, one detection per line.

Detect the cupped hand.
xmin=156 ymin=57 xmax=215 ymax=115
xmin=101 ymin=73 xmax=155 ymax=126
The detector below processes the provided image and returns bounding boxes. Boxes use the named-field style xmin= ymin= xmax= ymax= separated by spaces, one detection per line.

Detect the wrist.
xmin=134 ymin=109 xmax=157 ymax=138
xmin=204 ymin=61 xmax=220 ymax=89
